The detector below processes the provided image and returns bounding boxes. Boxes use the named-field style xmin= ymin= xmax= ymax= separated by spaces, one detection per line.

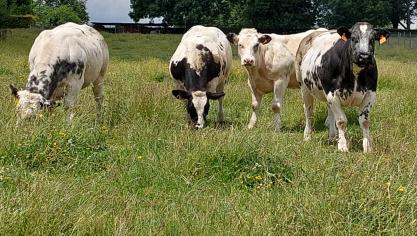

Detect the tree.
xmin=0 ymin=0 xmax=9 ymax=28
xmin=129 ymin=0 xmax=314 ymax=31
xmin=246 ymin=0 xmax=314 ymax=32
xmin=42 ymin=5 xmax=81 ymax=27
xmin=315 ymin=0 xmax=391 ymax=28
xmin=389 ymin=0 xmax=417 ymax=29
xmin=34 ymin=0 xmax=89 ymax=27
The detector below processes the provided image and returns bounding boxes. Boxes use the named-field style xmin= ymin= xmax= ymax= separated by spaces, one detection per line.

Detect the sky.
xmin=86 ymin=0 xmax=134 ymax=23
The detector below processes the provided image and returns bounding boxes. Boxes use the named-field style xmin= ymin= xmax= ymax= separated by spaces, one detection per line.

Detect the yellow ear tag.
xmin=341 ymin=34 xmax=348 ymax=42
xmin=379 ymin=36 xmax=386 ymax=44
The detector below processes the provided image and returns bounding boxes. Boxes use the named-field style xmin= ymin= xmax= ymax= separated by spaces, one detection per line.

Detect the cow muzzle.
xmin=242 ymin=58 xmax=255 ymax=67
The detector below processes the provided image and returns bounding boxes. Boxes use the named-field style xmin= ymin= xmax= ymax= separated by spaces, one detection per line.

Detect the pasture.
xmin=0 ymin=29 xmax=416 ymax=235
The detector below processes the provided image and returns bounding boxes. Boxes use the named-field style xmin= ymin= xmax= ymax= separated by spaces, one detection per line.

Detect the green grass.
xmin=0 ymin=28 xmax=417 ymax=235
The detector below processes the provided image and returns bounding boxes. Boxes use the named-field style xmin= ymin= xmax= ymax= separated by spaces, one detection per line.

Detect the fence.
xmin=383 ymin=30 xmax=417 ymax=48
xmin=0 ymin=29 xmax=11 ymax=40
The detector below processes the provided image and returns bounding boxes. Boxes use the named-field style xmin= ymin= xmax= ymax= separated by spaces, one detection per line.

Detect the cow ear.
xmin=376 ymin=30 xmax=390 ymax=44
xmin=227 ymin=33 xmax=238 ymax=45
xmin=172 ymin=90 xmax=190 ymax=100
xmin=258 ymin=35 xmax=272 ymax=44
xmin=9 ymin=84 xmax=19 ymax=99
xmin=207 ymin=91 xmax=225 ymax=100
xmin=337 ymin=27 xmax=351 ymax=41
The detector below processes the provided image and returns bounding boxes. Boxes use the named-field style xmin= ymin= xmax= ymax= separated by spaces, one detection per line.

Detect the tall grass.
xmin=0 ymin=28 xmax=416 ymax=235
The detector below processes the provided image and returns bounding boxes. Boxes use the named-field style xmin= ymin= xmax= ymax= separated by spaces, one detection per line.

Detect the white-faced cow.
xmin=296 ymin=22 xmax=390 ymax=153
xmin=170 ymin=25 xmax=232 ymax=128
xmin=10 ymin=22 xmax=109 ymax=123
xmin=227 ymin=28 xmax=327 ymax=131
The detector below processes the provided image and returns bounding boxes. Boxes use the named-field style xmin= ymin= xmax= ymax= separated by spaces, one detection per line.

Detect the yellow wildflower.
xmin=398 ymin=186 xmax=405 ymax=192
xmin=255 ymin=175 xmax=263 ymax=180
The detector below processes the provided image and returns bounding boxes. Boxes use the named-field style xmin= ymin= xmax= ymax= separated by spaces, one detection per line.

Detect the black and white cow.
xmin=296 ymin=22 xmax=390 ymax=153
xmin=170 ymin=25 xmax=232 ymax=128
xmin=10 ymin=22 xmax=109 ymax=122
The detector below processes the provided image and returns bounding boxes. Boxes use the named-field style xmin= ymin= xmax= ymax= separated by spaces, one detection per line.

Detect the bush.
xmin=39 ymin=5 xmax=81 ymax=28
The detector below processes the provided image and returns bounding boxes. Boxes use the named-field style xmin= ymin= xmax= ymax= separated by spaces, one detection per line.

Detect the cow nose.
xmin=359 ymin=53 xmax=370 ymax=59
xmin=243 ymin=58 xmax=254 ymax=66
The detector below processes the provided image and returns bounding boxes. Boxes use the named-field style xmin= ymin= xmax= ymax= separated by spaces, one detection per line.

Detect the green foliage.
xmin=246 ymin=0 xmax=314 ymax=31
xmin=0 ymin=0 xmax=9 ymax=28
xmin=39 ymin=5 xmax=81 ymax=28
xmin=33 ymin=0 xmax=89 ymax=27
xmin=129 ymin=0 xmax=315 ymax=30
xmin=315 ymin=0 xmax=392 ymax=27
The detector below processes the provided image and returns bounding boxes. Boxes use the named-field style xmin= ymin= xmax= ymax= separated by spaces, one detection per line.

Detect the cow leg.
xmin=64 ymin=83 xmax=82 ymax=123
xmin=248 ymin=80 xmax=262 ymax=129
xmin=326 ymin=105 xmax=337 ymax=142
xmin=301 ymin=86 xmax=314 ymax=140
xmin=358 ymin=92 xmax=376 ymax=153
xmin=216 ymin=83 xmax=225 ymax=123
xmin=271 ymin=78 xmax=288 ymax=132
xmin=92 ymin=76 xmax=104 ymax=113
xmin=326 ymin=93 xmax=348 ymax=152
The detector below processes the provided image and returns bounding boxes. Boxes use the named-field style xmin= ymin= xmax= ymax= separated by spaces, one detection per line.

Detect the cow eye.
xmin=253 ymin=43 xmax=259 ymax=49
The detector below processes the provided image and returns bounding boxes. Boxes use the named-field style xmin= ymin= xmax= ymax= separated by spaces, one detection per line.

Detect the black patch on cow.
xmin=29 ymin=75 xmax=39 ymax=86
xmin=359 ymin=108 xmax=370 ymax=120
xmin=170 ymin=58 xmax=187 ymax=81
xmin=219 ymin=42 xmax=224 ymax=50
xmin=304 ymin=78 xmax=313 ymax=90
xmin=308 ymin=26 xmax=378 ymax=98
xmin=170 ymin=48 xmax=221 ymax=92
xmin=38 ymin=58 xmax=85 ymax=99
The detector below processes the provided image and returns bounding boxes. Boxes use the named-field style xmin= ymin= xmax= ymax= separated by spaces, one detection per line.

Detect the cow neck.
xmin=339 ymin=40 xmax=355 ymax=82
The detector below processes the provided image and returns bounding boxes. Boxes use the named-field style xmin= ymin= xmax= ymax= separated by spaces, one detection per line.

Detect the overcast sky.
xmin=87 ymin=0 xmax=133 ymax=23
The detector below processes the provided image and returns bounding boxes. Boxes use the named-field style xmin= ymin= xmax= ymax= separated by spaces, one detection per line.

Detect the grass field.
xmin=0 ymin=29 xmax=416 ymax=235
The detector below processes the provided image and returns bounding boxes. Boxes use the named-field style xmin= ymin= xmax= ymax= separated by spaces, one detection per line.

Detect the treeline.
xmin=129 ymin=0 xmax=417 ymax=31
xmin=0 ymin=0 xmax=88 ymax=28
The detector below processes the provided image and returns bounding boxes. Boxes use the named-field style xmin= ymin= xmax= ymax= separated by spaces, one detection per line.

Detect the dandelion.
xmin=255 ymin=175 xmax=263 ymax=180
xmin=58 ymin=131 xmax=66 ymax=137
xmin=398 ymin=186 xmax=405 ymax=192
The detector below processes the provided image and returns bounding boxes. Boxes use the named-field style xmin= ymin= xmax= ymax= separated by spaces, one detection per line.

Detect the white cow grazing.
xmin=227 ymin=28 xmax=327 ymax=131
xmin=170 ymin=25 xmax=232 ymax=129
xmin=10 ymin=22 xmax=109 ymax=122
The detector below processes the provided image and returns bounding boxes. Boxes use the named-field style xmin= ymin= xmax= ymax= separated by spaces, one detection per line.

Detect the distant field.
xmin=0 ymin=28 xmax=416 ymax=235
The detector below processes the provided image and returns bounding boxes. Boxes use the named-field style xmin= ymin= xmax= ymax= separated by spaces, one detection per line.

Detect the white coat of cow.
xmin=10 ymin=22 xmax=109 ymax=122
xmin=227 ymin=28 xmax=327 ymax=130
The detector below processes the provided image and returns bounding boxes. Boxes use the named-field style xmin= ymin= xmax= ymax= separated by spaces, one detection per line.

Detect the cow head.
xmin=10 ymin=84 xmax=54 ymax=120
xmin=338 ymin=22 xmax=390 ymax=67
xmin=172 ymin=89 xmax=224 ymax=129
xmin=227 ymin=29 xmax=272 ymax=67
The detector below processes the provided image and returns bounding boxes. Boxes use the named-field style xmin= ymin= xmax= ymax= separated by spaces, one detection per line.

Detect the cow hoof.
xmin=338 ymin=140 xmax=349 ymax=152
